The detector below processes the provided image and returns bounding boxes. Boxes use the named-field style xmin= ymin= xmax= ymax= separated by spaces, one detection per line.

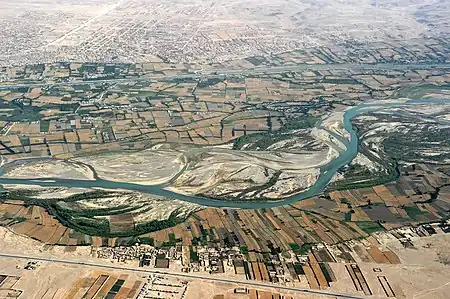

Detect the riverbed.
xmin=0 ymin=98 xmax=448 ymax=209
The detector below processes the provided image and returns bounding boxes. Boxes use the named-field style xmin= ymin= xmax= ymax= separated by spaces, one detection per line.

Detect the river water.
xmin=0 ymin=98 xmax=448 ymax=209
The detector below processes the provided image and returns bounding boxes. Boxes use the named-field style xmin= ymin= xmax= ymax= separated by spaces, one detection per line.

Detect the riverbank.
xmin=0 ymin=97 xmax=448 ymax=208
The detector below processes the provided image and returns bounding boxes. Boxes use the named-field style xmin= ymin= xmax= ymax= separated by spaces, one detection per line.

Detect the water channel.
xmin=0 ymin=98 xmax=448 ymax=209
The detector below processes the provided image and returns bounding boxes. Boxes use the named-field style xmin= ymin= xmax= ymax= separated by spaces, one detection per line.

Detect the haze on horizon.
xmin=0 ymin=0 xmax=448 ymax=66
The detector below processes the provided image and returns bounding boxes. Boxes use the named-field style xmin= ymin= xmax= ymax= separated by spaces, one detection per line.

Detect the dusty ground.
xmin=327 ymin=233 xmax=450 ymax=299
xmin=73 ymin=148 xmax=185 ymax=185
xmin=169 ymin=147 xmax=329 ymax=199
xmin=1 ymin=225 xmax=449 ymax=298
xmin=0 ymin=257 xmax=327 ymax=299
xmin=0 ymin=257 xmax=145 ymax=299
xmin=185 ymin=280 xmax=330 ymax=299
xmin=0 ymin=227 xmax=91 ymax=259
xmin=320 ymin=109 xmax=351 ymax=141
xmin=74 ymin=191 xmax=201 ymax=223
xmin=1 ymin=159 xmax=95 ymax=180
xmin=383 ymin=233 xmax=450 ymax=299
xmin=0 ymin=229 xmax=323 ymax=299
xmin=0 ymin=184 xmax=95 ymax=199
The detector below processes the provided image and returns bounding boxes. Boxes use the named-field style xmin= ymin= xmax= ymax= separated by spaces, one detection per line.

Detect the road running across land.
xmin=0 ymin=252 xmax=366 ymax=299
xmin=0 ymin=62 xmax=449 ymax=90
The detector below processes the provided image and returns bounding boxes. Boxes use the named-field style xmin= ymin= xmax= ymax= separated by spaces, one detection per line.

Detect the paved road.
xmin=0 ymin=62 xmax=449 ymax=90
xmin=0 ymin=252 xmax=365 ymax=299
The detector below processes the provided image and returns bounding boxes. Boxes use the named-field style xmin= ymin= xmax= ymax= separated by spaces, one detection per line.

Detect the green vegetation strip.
xmin=403 ymin=206 xmax=428 ymax=219
xmin=355 ymin=221 xmax=385 ymax=234
xmin=289 ymin=243 xmax=313 ymax=255
xmin=0 ymin=191 xmax=187 ymax=238
xmin=232 ymin=116 xmax=319 ymax=150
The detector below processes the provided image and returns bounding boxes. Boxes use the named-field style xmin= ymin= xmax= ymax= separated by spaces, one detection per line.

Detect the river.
xmin=0 ymin=98 xmax=449 ymax=209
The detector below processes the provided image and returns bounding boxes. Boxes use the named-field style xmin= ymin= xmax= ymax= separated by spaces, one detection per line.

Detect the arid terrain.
xmin=1 ymin=0 xmax=448 ymax=66
xmin=1 ymin=223 xmax=450 ymax=298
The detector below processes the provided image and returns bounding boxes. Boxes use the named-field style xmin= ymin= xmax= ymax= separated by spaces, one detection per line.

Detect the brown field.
xmin=373 ymin=185 xmax=398 ymax=207
xmin=308 ymin=253 xmax=328 ymax=289
xmin=109 ymin=214 xmax=134 ymax=234
xmin=302 ymin=264 xmax=320 ymax=289
xmin=366 ymin=246 xmax=390 ymax=264
xmin=94 ymin=276 xmax=118 ymax=298
xmin=83 ymin=274 xmax=109 ymax=299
